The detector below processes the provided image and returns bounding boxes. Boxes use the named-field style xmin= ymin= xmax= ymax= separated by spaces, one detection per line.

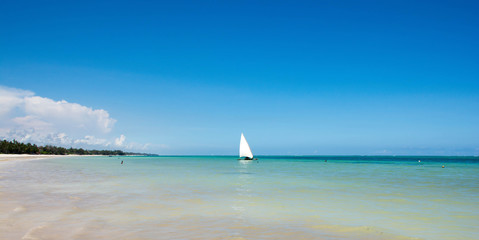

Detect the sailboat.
xmin=239 ymin=133 xmax=255 ymax=160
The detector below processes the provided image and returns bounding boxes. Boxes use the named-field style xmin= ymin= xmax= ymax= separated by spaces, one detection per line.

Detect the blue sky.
xmin=1 ymin=0 xmax=478 ymax=155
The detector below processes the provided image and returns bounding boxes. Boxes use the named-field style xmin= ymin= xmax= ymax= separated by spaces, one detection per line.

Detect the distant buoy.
xmin=442 ymin=165 xmax=445 ymax=168
xmin=418 ymin=160 xmax=421 ymax=163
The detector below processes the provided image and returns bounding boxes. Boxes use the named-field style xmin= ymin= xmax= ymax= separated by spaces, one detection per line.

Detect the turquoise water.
xmin=1 ymin=156 xmax=478 ymax=239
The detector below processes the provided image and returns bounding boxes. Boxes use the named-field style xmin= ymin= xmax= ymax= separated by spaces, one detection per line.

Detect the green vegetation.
xmin=0 ymin=139 xmax=145 ymax=155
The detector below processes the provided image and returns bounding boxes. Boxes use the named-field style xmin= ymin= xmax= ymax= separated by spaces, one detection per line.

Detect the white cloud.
xmin=0 ymin=128 xmax=73 ymax=146
xmin=12 ymin=115 xmax=53 ymax=130
xmin=23 ymin=96 xmax=116 ymax=134
xmin=115 ymin=134 xmax=126 ymax=146
xmin=0 ymin=86 xmax=115 ymax=136
xmin=0 ymin=86 xmax=147 ymax=150
xmin=0 ymin=86 xmax=34 ymax=116
xmin=74 ymin=135 xmax=110 ymax=146
xmin=0 ymin=85 xmax=154 ymax=152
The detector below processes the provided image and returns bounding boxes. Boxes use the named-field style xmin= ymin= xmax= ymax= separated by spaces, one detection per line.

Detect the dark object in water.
xmin=121 ymin=160 xmax=123 ymax=164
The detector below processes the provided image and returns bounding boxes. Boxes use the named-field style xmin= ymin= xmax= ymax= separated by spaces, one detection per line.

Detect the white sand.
xmin=0 ymin=154 xmax=71 ymax=162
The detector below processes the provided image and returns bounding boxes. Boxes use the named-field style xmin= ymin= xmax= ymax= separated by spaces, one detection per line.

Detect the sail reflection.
xmin=231 ymin=159 xmax=254 ymax=228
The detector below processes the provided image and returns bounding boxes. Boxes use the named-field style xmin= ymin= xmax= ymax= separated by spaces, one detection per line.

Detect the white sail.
xmin=239 ymin=133 xmax=254 ymax=159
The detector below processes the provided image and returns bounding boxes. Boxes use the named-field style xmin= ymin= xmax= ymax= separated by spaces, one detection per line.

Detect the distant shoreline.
xmin=1 ymin=139 xmax=153 ymax=156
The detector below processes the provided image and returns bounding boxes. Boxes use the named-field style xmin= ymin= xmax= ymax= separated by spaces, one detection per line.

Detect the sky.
xmin=0 ymin=0 xmax=478 ymax=155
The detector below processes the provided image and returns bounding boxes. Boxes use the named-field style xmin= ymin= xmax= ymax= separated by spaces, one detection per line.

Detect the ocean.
xmin=1 ymin=156 xmax=478 ymax=239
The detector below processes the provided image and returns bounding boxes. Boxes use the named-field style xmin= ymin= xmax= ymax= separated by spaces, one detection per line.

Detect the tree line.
xmin=0 ymin=139 xmax=139 ymax=155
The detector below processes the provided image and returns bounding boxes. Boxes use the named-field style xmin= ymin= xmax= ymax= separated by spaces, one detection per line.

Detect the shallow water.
xmin=1 ymin=156 xmax=478 ymax=239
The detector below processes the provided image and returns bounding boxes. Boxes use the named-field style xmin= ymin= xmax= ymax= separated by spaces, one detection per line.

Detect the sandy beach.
xmin=0 ymin=154 xmax=68 ymax=163
xmin=0 ymin=154 xmax=106 ymax=163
